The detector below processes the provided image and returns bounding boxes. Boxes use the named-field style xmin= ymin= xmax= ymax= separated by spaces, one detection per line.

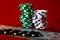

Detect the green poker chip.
xmin=22 ymin=19 xmax=32 ymax=23
xmin=20 ymin=16 xmax=32 ymax=23
xmin=22 ymin=9 xmax=34 ymax=13
xmin=22 ymin=21 xmax=32 ymax=27
xmin=20 ymin=15 xmax=31 ymax=20
xmin=20 ymin=14 xmax=30 ymax=19
xmin=20 ymin=13 xmax=33 ymax=19
xmin=19 ymin=3 xmax=32 ymax=11
xmin=23 ymin=24 xmax=29 ymax=27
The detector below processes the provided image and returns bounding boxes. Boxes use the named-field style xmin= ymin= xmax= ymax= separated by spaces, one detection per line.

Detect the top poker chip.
xmin=19 ymin=3 xmax=32 ymax=11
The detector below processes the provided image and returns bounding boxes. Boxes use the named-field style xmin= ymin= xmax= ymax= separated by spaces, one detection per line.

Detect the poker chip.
xmin=22 ymin=22 xmax=32 ymax=28
xmin=34 ymin=21 xmax=47 ymax=29
xmin=19 ymin=3 xmax=32 ymax=11
xmin=34 ymin=10 xmax=48 ymax=19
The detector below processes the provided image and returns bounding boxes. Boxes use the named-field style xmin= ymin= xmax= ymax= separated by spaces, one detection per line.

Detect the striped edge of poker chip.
xmin=22 ymin=9 xmax=34 ymax=13
xmin=32 ymin=18 xmax=46 ymax=23
xmin=35 ymin=22 xmax=48 ymax=29
xmin=20 ymin=16 xmax=32 ymax=21
xmin=21 ymin=19 xmax=32 ymax=23
xmin=34 ymin=10 xmax=48 ymax=18
xmin=23 ymin=22 xmax=32 ymax=26
xmin=20 ymin=17 xmax=31 ymax=21
xmin=21 ymin=12 xmax=34 ymax=19
xmin=22 ymin=23 xmax=32 ymax=28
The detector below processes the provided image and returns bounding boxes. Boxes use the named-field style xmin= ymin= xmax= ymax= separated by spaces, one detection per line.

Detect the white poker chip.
xmin=35 ymin=10 xmax=48 ymax=18
xmin=35 ymin=22 xmax=48 ymax=29
xmin=32 ymin=19 xmax=45 ymax=23
xmin=35 ymin=22 xmax=44 ymax=27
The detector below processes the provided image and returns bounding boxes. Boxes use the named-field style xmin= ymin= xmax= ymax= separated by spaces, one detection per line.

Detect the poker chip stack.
xmin=32 ymin=10 xmax=48 ymax=29
xmin=19 ymin=3 xmax=34 ymax=28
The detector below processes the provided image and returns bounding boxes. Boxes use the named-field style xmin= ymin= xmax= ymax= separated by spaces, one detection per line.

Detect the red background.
xmin=0 ymin=0 xmax=60 ymax=40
